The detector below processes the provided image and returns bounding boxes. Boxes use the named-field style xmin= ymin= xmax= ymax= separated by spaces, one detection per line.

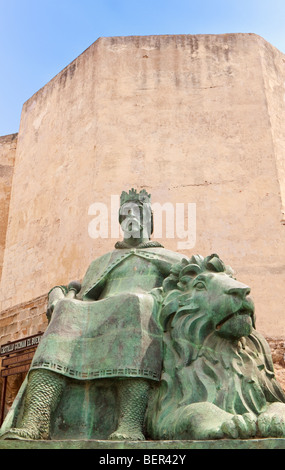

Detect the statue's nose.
xmin=226 ymin=286 xmax=251 ymax=299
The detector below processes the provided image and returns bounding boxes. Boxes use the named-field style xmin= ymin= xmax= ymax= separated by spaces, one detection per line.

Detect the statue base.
xmin=0 ymin=438 xmax=285 ymax=450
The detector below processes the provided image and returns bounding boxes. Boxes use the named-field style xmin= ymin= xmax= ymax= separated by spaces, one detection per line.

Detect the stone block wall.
xmin=0 ymin=294 xmax=47 ymax=346
xmin=267 ymin=338 xmax=285 ymax=390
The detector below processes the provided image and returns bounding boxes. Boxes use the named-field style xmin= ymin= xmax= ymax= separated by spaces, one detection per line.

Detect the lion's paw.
xmin=174 ymin=403 xmax=257 ymax=440
xmin=257 ymin=403 xmax=285 ymax=437
xmin=257 ymin=412 xmax=285 ymax=438
xmin=221 ymin=413 xmax=257 ymax=439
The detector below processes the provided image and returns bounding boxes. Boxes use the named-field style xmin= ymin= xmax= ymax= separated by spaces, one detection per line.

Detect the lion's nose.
xmin=226 ymin=286 xmax=251 ymax=299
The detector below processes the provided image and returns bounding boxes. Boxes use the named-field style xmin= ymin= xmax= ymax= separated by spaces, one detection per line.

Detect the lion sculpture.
xmin=146 ymin=254 xmax=285 ymax=440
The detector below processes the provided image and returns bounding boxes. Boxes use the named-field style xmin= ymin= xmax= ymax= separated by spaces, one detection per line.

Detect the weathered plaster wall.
xmin=0 ymin=134 xmax=17 ymax=282
xmin=0 ymin=34 xmax=285 ymax=341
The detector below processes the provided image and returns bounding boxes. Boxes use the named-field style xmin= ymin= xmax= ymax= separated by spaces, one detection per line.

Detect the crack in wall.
xmin=171 ymin=179 xmax=235 ymax=188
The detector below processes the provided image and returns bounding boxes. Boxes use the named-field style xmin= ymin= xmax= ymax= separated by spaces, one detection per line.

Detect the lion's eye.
xmin=194 ymin=281 xmax=206 ymax=290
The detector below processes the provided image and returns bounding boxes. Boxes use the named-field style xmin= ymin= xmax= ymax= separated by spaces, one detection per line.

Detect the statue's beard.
xmin=122 ymin=217 xmax=144 ymax=238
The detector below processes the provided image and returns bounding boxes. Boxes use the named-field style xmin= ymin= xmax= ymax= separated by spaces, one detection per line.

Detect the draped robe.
xmin=30 ymin=246 xmax=186 ymax=381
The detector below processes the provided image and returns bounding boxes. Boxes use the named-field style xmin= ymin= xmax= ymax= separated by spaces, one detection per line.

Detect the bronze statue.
xmin=1 ymin=191 xmax=285 ymax=441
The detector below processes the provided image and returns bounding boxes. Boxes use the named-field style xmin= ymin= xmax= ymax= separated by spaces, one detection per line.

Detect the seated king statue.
xmin=1 ymin=189 xmax=186 ymax=441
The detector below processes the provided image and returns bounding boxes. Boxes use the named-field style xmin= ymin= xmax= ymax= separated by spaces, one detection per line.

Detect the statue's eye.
xmin=194 ymin=281 xmax=206 ymax=290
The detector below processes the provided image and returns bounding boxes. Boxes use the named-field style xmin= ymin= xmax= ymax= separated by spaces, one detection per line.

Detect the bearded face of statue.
xmin=119 ymin=201 xmax=153 ymax=242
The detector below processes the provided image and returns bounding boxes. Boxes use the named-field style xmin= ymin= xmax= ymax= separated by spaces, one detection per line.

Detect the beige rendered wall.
xmin=0 ymin=134 xmax=17 ymax=282
xmin=0 ymin=34 xmax=284 ymax=340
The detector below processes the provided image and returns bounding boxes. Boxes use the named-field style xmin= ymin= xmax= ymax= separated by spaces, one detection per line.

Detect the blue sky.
xmin=1 ymin=0 xmax=285 ymax=136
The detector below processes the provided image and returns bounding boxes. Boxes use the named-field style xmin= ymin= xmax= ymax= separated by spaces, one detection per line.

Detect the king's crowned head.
xmin=118 ymin=189 xmax=153 ymax=237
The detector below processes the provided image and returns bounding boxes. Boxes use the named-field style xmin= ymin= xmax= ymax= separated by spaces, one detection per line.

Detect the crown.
xmin=120 ymin=188 xmax=151 ymax=206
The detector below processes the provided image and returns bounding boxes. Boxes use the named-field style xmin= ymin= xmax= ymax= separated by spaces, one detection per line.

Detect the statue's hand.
xmin=46 ymin=301 xmax=57 ymax=323
xmin=47 ymin=286 xmax=66 ymax=322
xmin=46 ymin=282 xmax=81 ymax=322
xmin=67 ymin=281 xmax=81 ymax=294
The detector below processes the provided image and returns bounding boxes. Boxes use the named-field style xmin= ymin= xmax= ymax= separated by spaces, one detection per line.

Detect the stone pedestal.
xmin=0 ymin=438 xmax=285 ymax=450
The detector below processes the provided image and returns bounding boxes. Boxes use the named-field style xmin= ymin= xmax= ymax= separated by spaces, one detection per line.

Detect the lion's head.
xmin=160 ymin=253 xmax=255 ymax=345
